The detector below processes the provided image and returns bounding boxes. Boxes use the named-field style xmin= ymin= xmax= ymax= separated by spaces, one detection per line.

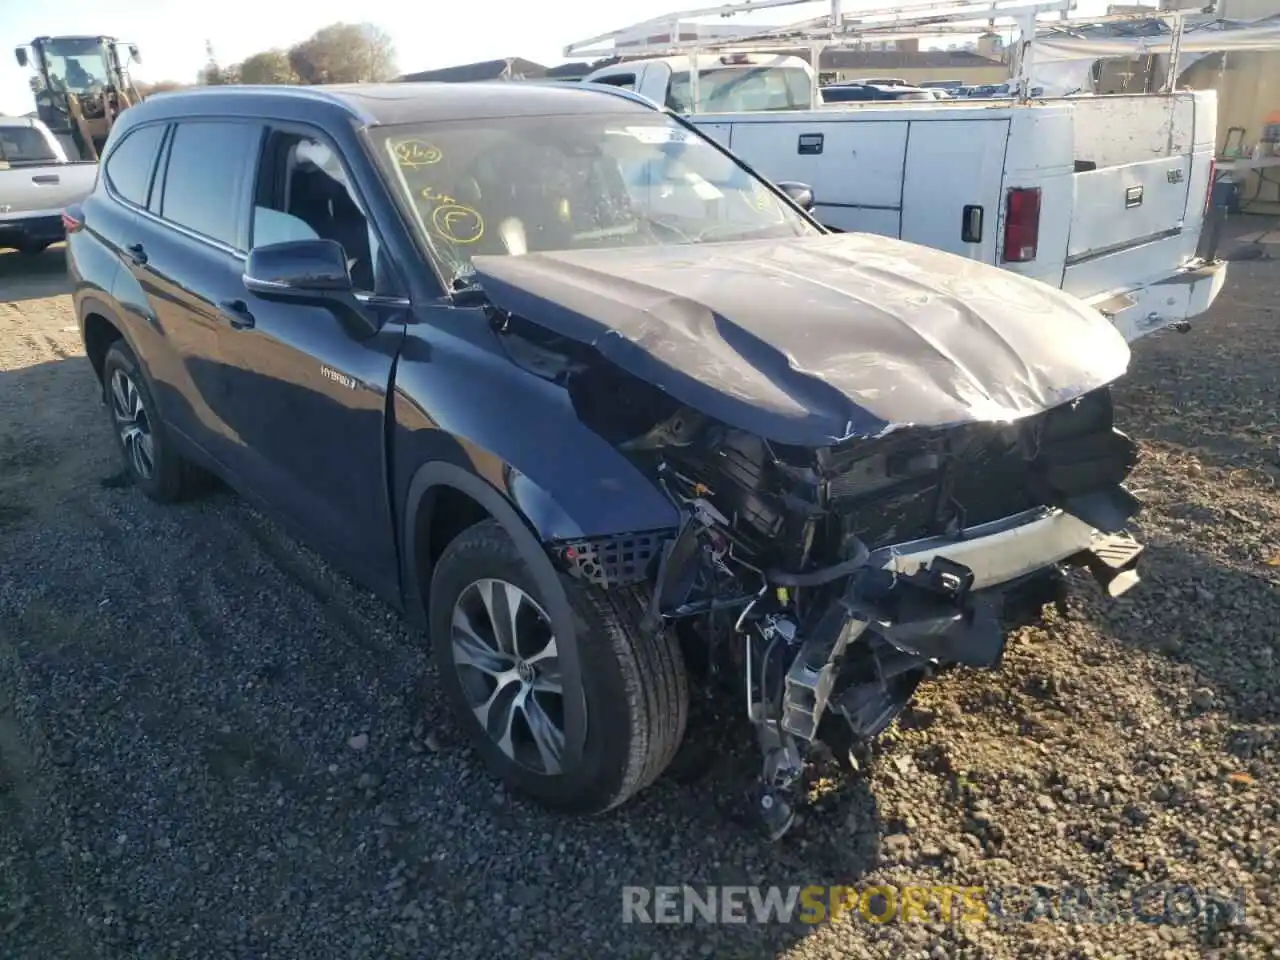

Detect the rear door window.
xmin=596 ymin=74 xmax=637 ymax=91
xmin=0 ymin=126 xmax=58 ymax=167
xmin=667 ymin=67 xmax=811 ymax=112
xmin=157 ymin=120 xmax=262 ymax=249
xmin=103 ymin=124 xmax=165 ymax=206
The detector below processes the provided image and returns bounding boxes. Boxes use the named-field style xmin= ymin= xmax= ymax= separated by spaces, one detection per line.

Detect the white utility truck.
xmin=569 ymin=0 xmax=1227 ymax=343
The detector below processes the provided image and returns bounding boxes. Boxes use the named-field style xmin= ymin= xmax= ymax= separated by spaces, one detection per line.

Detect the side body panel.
xmin=390 ymin=304 xmax=681 ymax=556
xmin=726 ymin=119 xmax=908 ymax=237
xmin=901 ymin=118 xmax=1010 ymax=261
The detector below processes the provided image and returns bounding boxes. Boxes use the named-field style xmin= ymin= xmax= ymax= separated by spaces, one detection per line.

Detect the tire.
xmin=101 ymin=340 xmax=209 ymax=503
xmin=429 ymin=518 xmax=688 ymax=814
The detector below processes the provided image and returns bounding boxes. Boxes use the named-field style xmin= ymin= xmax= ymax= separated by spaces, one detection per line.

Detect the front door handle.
xmin=125 ymin=242 xmax=147 ymax=266
xmin=217 ymin=299 xmax=256 ymax=330
xmin=31 ymin=174 xmax=60 ymax=185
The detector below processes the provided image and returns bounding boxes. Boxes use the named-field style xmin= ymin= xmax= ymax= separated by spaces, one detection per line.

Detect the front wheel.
xmin=428 ymin=519 xmax=689 ymax=813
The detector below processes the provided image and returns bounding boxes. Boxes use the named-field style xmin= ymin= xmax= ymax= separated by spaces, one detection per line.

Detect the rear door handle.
xmin=217 ymin=299 xmax=256 ymax=330
xmin=31 ymin=174 xmax=60 ymax=185
xmin=125 ymin=242 xmax=147 ymax=266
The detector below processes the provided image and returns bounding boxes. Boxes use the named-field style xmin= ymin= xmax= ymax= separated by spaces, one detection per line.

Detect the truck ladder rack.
xmin=565 ymin=0 xmax=1074 ymax=57
xmin=563 ymin=0 xmax=1082 ymax=102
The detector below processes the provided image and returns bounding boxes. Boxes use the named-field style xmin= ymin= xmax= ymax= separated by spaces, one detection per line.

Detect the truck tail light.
xmin=1002 ymin=187 xmax=1041 ymax=263
xmin=1204 ymin=158 xmax=1216 ymax=214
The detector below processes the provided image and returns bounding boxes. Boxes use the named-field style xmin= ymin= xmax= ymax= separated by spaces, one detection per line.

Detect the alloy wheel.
xmin=450 ymin=578 xmax=568 ymax=775
xmin=109 ymin=368 xmax=155 ymax=481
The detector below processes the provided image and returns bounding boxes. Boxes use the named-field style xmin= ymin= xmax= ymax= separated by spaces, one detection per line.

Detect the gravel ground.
xmin=0 ymin=237 xmax=1277 ymax=960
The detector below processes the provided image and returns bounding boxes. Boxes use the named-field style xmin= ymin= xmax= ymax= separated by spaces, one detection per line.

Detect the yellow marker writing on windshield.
xmin=432 ymin=204 xmax=484 ymax=244
xmin=421 ymin=186 xmax=457 ymax=205
xmin=393 ymin=140 xmax=442 ymax=168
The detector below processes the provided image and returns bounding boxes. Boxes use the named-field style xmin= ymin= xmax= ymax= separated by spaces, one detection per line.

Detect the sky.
xmin=0 ymin=0 xmax=1116 ymax=116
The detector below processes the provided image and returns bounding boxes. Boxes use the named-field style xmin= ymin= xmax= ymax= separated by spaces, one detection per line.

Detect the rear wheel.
xmin=101 ymin=341 xmax=209 ymax=502
xmin=428 ymin=519 xmax=688 ymax=813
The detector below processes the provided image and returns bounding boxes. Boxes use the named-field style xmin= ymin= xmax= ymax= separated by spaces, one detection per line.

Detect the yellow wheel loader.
xmin=14 ymin=36 xmax=143 ymax=162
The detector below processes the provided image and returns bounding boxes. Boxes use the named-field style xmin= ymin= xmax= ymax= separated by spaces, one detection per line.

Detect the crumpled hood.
xmin=470 ymin=233 xmax=1131 ymax=447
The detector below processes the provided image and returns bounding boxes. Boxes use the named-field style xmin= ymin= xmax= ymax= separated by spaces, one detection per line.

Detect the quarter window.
xmin=103 ymin=124 xmax=164 ymax=207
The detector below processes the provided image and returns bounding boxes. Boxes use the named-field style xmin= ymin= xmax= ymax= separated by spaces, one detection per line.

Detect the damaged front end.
xmin=553 ymin=384 xmax=1144 ymax=840
xmin=469 ymin=236 xmax=1147 ymax=840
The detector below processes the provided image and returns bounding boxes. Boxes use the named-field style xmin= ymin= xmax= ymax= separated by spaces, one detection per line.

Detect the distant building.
xmin=976 ymin=32 xmax=1006 ymax=57
xmin=1214 ymin=0 xmax=1280 ymax=15
xmin=398 ymin=57 xmax=548 ymax=83
xmin=545 ymin=61 xmax=602 ymax=79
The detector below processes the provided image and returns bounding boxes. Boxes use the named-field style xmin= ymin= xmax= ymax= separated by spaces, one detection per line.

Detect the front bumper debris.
xmin=780 ymin=505 xmax=1144 ymax=743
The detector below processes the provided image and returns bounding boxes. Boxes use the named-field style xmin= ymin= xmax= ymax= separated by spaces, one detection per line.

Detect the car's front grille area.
xmin=826 ymin=419 xmax=1044 ymax=550
xmin=945 ymin=421 xmax=1041 ymax=528
xmin=825 ymin=388 xmax=1130 ymax=553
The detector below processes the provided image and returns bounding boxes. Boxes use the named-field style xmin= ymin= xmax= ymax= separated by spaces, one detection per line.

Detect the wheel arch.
xmin=77 ymin=295 xmax=138 ymax=395
xmin=403 ymin=459 xmax=588 ymax=769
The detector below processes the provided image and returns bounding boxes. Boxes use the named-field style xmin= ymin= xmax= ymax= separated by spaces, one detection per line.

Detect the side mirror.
xmin=243 ymin=239 xmax=376 ymax=338
xmin=776 ymin=180 xmax=815 ymax=212
xmin=129 ymin=45 xmax=141 ymax=64
xmin=15 ymin=47 xmax=28 ymax=68
xmin=245 ymin=238 xmax=352 ymax=294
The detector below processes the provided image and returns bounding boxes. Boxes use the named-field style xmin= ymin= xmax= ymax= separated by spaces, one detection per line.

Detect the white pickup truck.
xmin=582 ymin=53 xmax=1226 ymax=343
xmin=0 ymin=116 xmax=98 ymax=255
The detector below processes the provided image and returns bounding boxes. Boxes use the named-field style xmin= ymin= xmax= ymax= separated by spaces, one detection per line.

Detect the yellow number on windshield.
xmin=394 ymin=140 xmax=442 ymax=168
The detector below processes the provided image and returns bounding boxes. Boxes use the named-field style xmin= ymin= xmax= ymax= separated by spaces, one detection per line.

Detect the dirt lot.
xmin=0 ymin=240 xmax=1277 ymax=960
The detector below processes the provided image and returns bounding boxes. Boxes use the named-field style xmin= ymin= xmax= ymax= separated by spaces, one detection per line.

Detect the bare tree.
xmin=238 ymin=49 xmax=297 ymax=85
xmin=198 ymin=40 xmax=239 ymax=86
xmin=198 ymin=62 xmax=240 ymax=85
xmin=287 ymin=23 xmax=397 ymax=84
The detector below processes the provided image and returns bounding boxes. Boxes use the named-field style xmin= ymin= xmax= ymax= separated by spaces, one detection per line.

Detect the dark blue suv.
xmin=65 ymin=81 xmax=1144 ymax=838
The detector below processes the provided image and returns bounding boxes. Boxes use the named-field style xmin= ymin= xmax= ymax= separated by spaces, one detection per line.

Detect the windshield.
xmin=666 ymin=67 xmax=812 ymax=113
xmin=38 ymin=38 xmax=112 ymax=95
xmin=374 ymin=112 xmax=821 ymax=287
